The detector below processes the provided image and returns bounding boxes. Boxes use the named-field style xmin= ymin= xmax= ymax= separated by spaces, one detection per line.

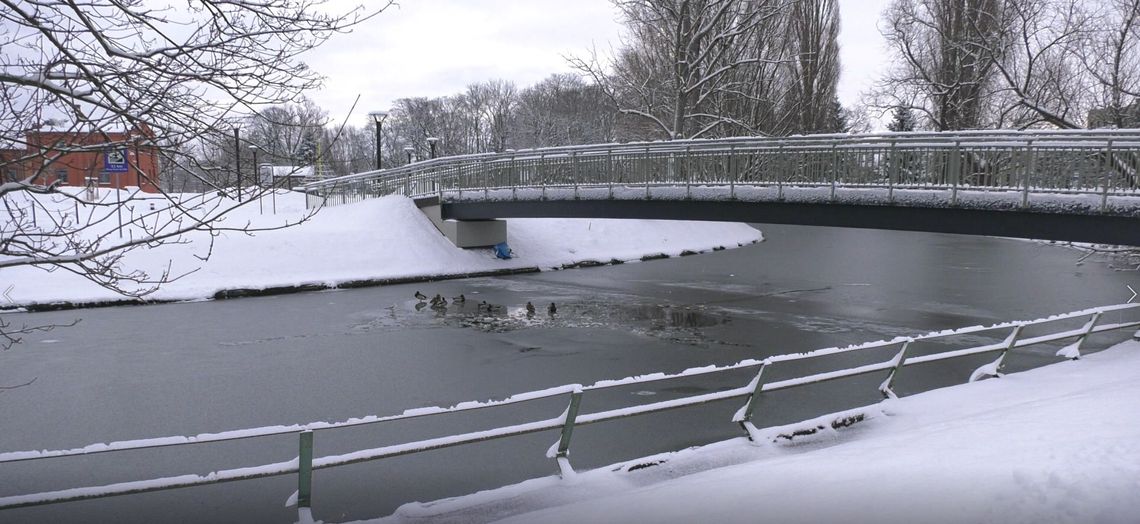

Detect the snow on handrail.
xmin=1 ymin=303 xmax=1137 ymax=512
xmin=302 ymin=130 xmax=1140 ymax=204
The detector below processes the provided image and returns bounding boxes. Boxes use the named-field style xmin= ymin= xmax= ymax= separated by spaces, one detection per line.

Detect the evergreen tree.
xmin=829 ymin=99 xmax=849 ymax=133
xmin=887 ymin=106 xmax=917 ymax=132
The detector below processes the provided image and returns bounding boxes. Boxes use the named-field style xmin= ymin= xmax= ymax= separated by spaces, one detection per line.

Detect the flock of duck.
xmin=414 ymin=290 xmax=557 ymax=317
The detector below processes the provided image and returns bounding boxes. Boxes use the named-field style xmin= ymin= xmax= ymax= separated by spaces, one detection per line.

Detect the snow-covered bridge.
xmin=304 ymin=130 xmax=1140 ymax=246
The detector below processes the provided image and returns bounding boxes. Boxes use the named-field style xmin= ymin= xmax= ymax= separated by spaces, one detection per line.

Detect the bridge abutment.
xmin=415 ymin=197 xmax=507 ymax=248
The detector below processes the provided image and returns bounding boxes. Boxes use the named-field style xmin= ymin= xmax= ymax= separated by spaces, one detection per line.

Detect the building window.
xmin=55 ymin=168 xmax=68 ymax=185
xmin=99 ymin=171 xmax=111 ymax=184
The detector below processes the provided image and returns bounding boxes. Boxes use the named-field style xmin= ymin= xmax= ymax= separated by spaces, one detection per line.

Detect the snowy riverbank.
xmin=373 ymin=339 xmax=1140 ymax=524
xmin=1 ymin=190 xmax=761 ymax=309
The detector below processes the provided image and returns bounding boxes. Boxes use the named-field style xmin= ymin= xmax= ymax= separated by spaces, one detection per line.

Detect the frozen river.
xmin=1 ymin=225 xmax=1136 ymax=523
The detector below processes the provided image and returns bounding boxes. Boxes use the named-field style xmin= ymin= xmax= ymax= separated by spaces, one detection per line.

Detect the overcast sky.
xmin=305 ymin=0 xmax=892 ymax=126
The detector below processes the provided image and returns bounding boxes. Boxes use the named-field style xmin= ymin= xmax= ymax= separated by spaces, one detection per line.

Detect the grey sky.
xmin=307 ymin=0 xmax=891 ymax=126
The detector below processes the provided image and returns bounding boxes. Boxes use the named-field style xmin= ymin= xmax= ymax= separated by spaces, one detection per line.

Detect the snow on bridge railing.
xmin=1 ymin=303 xmax=1138 ymax=519
xmin=303 ymin=129 xmax=1140 ymax=212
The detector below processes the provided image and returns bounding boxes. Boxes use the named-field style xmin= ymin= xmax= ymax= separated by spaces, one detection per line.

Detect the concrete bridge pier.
xmin=415 ymin=197 xmax=507 ymax=248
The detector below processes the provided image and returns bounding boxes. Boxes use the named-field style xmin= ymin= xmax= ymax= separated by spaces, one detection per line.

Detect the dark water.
xmin=0 ymin=225 xmax=1136 ymax=523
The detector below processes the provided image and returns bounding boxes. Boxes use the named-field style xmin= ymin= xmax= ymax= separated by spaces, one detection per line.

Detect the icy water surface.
xmin=0 ymin=225 xmax=1136 ymax=523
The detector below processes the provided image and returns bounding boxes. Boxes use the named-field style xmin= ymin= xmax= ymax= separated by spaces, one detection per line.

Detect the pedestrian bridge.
xmin=304 ymin=130 xmax=1140 ymax=246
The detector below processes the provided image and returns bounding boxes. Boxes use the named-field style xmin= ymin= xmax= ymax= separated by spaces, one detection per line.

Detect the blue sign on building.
xmin=104 ymin=149 xmax=129 ymax=173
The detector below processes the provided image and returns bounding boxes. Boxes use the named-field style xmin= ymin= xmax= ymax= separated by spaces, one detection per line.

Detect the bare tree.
xmin=983 ymin=0 xmax=1090 ymax=129
xmin=1083 ymin=0 xmax=1140 ymax=128
xmin=244 ymin=98 xmax=330 ymax=168
xmin=571 ymin=0 xmax=790 ymax=140
xmin=0 ymin=1 xmax=389 ymax=354
xmin=876 ymin=0 xmax=1004 ymax=130
xmin=783 ymin=0 xmax=842 ymax=133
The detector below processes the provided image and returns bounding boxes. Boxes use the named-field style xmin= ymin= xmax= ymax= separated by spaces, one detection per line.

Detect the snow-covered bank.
xmin=373 ymin=339 xmax=1140 ymax=524
xmin=0 ymin=191 xmax=761 ymax=308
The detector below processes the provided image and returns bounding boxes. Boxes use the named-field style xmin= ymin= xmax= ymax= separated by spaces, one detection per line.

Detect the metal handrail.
xmin=1 ymin=303 xmax=1138 ymax=516
xmin=301 ymin=130 xmax=1140 ymax=212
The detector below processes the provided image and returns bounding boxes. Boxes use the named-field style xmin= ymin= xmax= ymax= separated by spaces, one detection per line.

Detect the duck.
xmin=525 ymin=302 xmax=536 ymax=315
xmin=548 ymin=302 xmax=557 ymax=315
xmin=453 ymin=294 xmax=466 ymax=304
xmin=414 ymin=291 xmax=427 ymax=301
xmin=430 ymin=294 xmax=443 ymax=305
xmin=478 ymin=300 xmax=489 ymax=311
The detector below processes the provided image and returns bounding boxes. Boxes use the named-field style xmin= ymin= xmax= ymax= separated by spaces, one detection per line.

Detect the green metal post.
xmin=1059 ymin=311 xmax=1102 ymax=360
xmin=556 ymin=390 xmax=583 ymax=459
xmin=879 ymin=340 xmax=911 ymax=399
xmin=298 ymin=430 xmax=313 ymax=509
xmin=735 ymin=364 xmax=767 ymax=440
xmin=994 ymin=324 xmax=1024 ymax=375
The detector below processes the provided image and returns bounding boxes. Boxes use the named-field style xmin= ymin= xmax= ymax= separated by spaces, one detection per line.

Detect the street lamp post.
xmin=234 ymin=127 xmax=242 ymax=202
xmin=368 ymin=111 xmax=389 ymax=171
xmin=249 ymin=144 xmax=262 ymax=214
xmin=427 ymin=137 xmax=440 ymax=159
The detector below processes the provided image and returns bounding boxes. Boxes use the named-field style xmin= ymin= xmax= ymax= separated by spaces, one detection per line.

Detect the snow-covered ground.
xmin=371 ymin=339 xmax=1140 ymax=524
xmin=0 ymin=189 xmax=761 ymax=307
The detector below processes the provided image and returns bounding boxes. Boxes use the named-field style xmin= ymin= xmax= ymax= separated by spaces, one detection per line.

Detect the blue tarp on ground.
xmin=493 ymin=242 xmax=512 ymax=260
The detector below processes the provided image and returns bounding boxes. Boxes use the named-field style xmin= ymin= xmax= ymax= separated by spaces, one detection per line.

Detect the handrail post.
xmin=951 ymin=140 xmax=961 ymax=205
xmin=572 ymin=151 xmax=580 ymax=200
xmin=553 ymin=389 xmax=584 ymax=478
xmin=1102 ymin=139 xmax=1114 ymax=212
xmin=878 ymin=340 xmax=911 ymax=399
xmin=970 ymin=324 xmax=1024 ymax=382
xmin=727 ymin=145 xmax=736 ymax=200
xmin=1022 ymin=140 xmax=1034 ymax=208
xmin=830 ymin=144 xmax=838 ymax=202
xmin=1057 ymin=311 xmax=1102 ymax=360
xmin=483 ymin=158 xmax=490 ymax=200
xmin=511 ymin=153 xmax=518 ymax=201
xmin=685 ymin=146 xmax=692 ymax=199
xmin=540 ymin=152 xmax=547 ymax=200
xmin=888 ymin=140 xmax=897 ymax=203
xmin=732 ymin=364 xmax=768 ymax=442
xmin=777 ymin=145 xmax=785 ymax=200
xmin=607 ymin=147 xmax=614 ymax=199
xmin=298 ymin=430 xmax=314 ymax=510
xmin=645 ymin=146 xmax=652 ymax=200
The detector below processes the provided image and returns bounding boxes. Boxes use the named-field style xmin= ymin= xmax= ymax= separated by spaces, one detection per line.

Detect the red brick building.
xmin=1 ymin=127 xmax=161 ymax=193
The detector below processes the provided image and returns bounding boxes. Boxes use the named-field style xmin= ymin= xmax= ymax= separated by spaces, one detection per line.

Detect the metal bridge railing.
xmin=303 ymin=130 xmax=1140 ymax=212
xmin=1 ymin=303 xmax=1138 ymax=520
